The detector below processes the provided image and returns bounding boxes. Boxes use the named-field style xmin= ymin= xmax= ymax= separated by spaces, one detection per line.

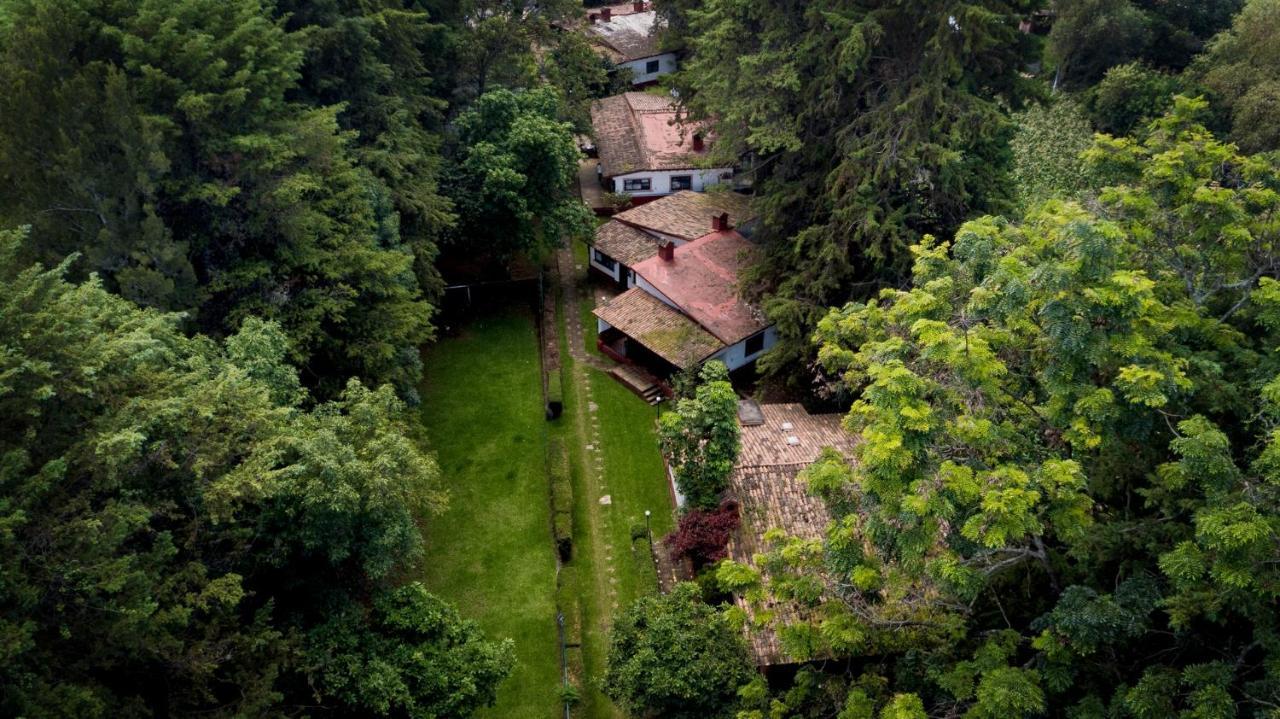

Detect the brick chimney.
xmin=633 ymin=1 xmax=645 ymax=12
xmin=691 ymin=132 xmax=704 ymax=152
xmin=712 ymin=212 xmax=730 ymax=232
xmin=600 ymin=7 xmax=612 ymax=22
xmin=658 ymin=241 xmax=674 ymax=262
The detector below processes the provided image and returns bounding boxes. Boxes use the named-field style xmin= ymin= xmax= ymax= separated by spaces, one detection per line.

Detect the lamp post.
xmin=644 ymin=510 xmax=652 ymax=543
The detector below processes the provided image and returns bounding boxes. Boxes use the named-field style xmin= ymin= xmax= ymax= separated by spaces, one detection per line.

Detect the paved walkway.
xmin=577 ymin=158 xmax=608 ymax=212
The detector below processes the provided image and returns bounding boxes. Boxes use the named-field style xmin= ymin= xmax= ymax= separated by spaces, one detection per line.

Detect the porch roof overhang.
xmin=592 ymin=287 xmax=724 ymax=369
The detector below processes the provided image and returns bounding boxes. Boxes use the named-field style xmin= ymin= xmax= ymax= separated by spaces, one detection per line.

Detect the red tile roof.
xmin=725 ymin=404 xmax=857 ymax=666
xmin=614 ymin=190 xmax=754 ymax=241
xmin=592 ymin=287 xmax=724 ymax=368
xmin=591 ymin=93 xmax=715 ymax=176
xmin=587 ymin=8 xmax=663 ymax=63
xmin=631 ymin=229 xmax=767 ymax=345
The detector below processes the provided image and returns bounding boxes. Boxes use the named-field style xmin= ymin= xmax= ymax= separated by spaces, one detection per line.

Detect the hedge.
xmin=548 ymin=437 xmax=573 ymax=561
xmin=553 ymin=511 xmax=573 ymax=561
xmin=549 ymin=437 xmax=572 ymax=514
xmin=545 ymin=369 xmax=563 ymax=420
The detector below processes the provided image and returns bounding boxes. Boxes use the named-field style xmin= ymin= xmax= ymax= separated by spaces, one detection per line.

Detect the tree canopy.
xmin=0 ymin=228 xmax=511 ymax=716
xmin=670 ymin=0 xmax=1040 ymax=378
xmin=659 ymin=361 xmax=741 ymax=510
xmin=446 ymin=86 xmax=595 ymax=262
xmin=719 ymin=98 xmax=1280 ymax=718
xmin=604 ymin=582 xmax=753 ymax=719
xmin=1196 ymin=0 xmax=1280 ymax=153
xmin=0 ymin=0 xmax=437 ymax=399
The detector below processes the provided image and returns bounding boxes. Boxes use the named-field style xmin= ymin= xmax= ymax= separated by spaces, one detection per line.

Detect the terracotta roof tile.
xmin=591 ymin=93 xmax=713 ymax=176
xmin=592 ymin=287 xmax=724 ymax=368
xmin=587 ymin=9 xmax=663 ymax=62
xmin=614 ymin=190 xmax=754 ymax=241
xmin=725 ymin=404 xmax=857 ymax=666
xmin=593 ymin=220 xmax=661 ymax=267
xmin=631 ymin=229 xmax=768 ymax=344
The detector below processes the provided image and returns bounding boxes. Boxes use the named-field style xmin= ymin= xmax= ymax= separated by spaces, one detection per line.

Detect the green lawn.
xmin=557 ymin=241 xmax=676 ymax=718
xmin=414 ymin=256 xmax=678 ymax=719
xmin=418 ymin=307 xmax=560 ymax=719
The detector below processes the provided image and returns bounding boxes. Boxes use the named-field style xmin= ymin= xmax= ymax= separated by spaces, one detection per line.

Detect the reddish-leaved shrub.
xmin=663 ymin=500 xmax=741 ymax=569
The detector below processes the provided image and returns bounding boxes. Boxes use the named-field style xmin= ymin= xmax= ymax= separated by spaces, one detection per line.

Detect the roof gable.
xmin=614 ymin=190 xmax=754 ymax=241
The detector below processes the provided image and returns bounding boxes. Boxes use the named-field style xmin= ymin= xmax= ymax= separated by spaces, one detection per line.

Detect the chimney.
xmin=691 ymin=132 xmax=704 ymax=152
xmin=658 ymin=241 xmax=674 ymax=262
xmin=600 ymin=7 xmax=611 ymax=22
xmin=633 ymin=1 xmax=645 ymax=11
xmin=712 ymin=212 xmax=730 ymax=232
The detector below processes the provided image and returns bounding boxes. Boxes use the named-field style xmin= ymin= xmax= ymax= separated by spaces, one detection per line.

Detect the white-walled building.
xmin=588 ymin=190 xmax=753 ymax=287
xmin=590 ymin=93 xmax=734 ymax=200
xmin=586 ymin=3 xmax=677 ymax=86
xmin=592 ymin=215 xmax=776 ymax=377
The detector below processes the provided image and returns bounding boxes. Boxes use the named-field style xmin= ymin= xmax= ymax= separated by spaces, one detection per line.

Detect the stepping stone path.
xmin=554 ymin=242 xmax=623 ymax=626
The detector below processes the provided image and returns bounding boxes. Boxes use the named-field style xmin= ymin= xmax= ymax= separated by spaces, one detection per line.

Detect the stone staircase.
xmin=608 ymin=365 xmax=664 ymax=405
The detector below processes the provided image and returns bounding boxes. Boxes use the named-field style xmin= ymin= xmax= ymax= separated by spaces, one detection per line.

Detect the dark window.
xmin=622 ymin=177 xmax=651 ymax=192
xmin=646 ymin=59 xmax=661 ymax=74
xmin=744 ymin=331 xmax=766 ymax=357
xmin=670 ymin=175 xmax=693 ymax=191
xmin=592 ymin=248 xmax=617 ymax=271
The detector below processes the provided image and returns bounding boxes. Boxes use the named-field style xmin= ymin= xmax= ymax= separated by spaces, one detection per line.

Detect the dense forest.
xmin=2 ymin=0 xmax=1279 ymax=718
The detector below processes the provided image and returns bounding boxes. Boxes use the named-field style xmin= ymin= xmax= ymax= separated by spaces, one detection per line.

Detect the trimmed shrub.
xmin=545 ymin=370 xmax=563 ymax=419
xmin=549 ymin=437 xmax=572 ymax=514
xmin=554 ymin=511 xmax=573 ymax=561
xmin=663 ymin=500 xmax=741 ymax=570
xmin=660 ymin=501 xmax=742 ymax=568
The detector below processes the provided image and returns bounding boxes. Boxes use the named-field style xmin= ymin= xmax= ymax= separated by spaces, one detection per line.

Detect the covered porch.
xmin=592 ymin=287 xmax=725 ymax=393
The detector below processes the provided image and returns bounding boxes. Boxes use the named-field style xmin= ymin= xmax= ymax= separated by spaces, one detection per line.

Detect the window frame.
xmin=645 ymin=59 xmax=661 ymax=74
xmin=592 ymin=248 xmax=618 ymax=271
xmin=744 ymin=331 xmax=766 ymax=357
xmin=670 ymin=175 xmax=693 ymax=191
xmin=622 ymin=177 xmax=652 ymax=192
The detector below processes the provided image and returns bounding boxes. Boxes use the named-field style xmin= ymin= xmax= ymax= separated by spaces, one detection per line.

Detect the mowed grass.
xmin=559 ymin=240 xmax=677 ymax=717
xmin=418 ymin=305 xmax=560 ymax=719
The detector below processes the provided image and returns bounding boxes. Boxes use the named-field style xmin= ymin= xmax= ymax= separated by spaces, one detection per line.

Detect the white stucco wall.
xmin=610 ymin=167 xmax=732 ymax=197
xmin=616 ymin=52 xmax=678 ymax=85
xmin=707 ymin=327 xmax=778 ymax=372
xmin=588 ymin=246 xmax=622 ymax=282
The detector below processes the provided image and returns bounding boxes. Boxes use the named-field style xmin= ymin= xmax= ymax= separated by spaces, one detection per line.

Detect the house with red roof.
xmin=587 ymin=190 xmax=754 ymax=287
xmin=590 ymin=92 xmax=734 ymax=200
xmin=592 ymin=212 xmax=776 ymax=376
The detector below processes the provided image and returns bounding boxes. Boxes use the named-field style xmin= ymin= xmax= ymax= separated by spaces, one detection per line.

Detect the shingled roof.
xmin=587 ymin=9 xmax=663 ymax=63
xmin=591 ymin=93 xmax=713 ymax=177
xmin=631 ymin=229 xmax=768 ymax=345
xmin=726 ymin=403 xmax=857 ymax=666
xmin=592 ymin=287 xmax=725 ymax=368
xmin=614 ymin=190 xmax=754 ymax=241
xmin=593 ymin=219 xmax=662 ymax=267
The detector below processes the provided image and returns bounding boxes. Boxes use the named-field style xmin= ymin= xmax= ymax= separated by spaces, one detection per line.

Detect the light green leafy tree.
xmin=605 ymin=582 xmax=753 ymax=719
xmin=1010 ymin=97 xmax=1096 ymax=209
xmin=659 ymin=361 xmax=741 ymax=509
xmin=725 ymin=101 xmax=1280 ymax=717
xmin=448 ymin=86 xmax=595 ymax=261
